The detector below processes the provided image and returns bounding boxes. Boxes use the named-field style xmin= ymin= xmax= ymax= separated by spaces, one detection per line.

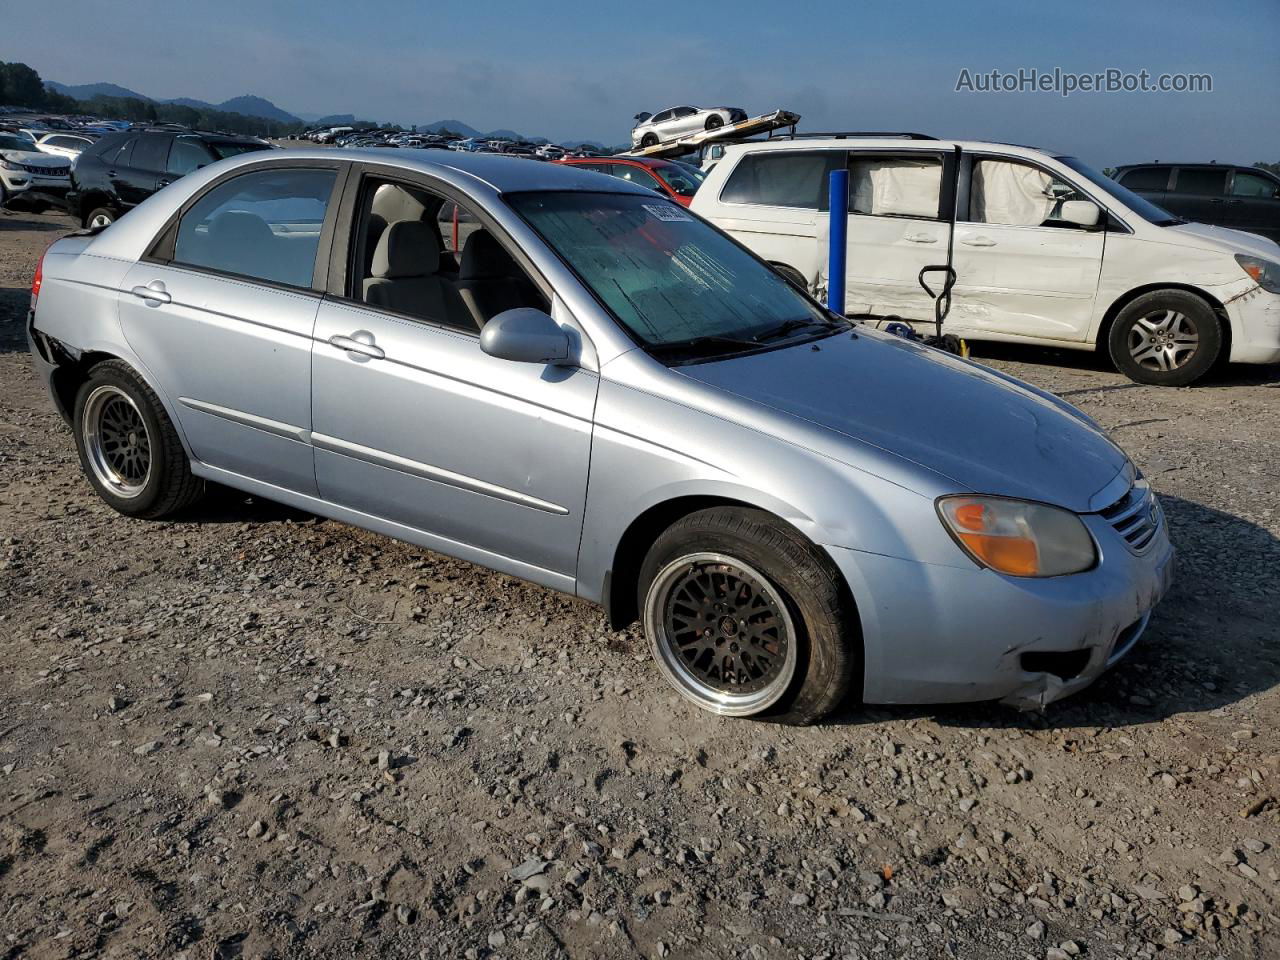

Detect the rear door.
xmin=1168 ymin=166 xmax=1229 ymax=225
xmin=840 ymin=149 xmax=953 ymax=320
xmin=118 ymin=160 xmax=345 ymax=495
xmin=117 ymin=132 xmax=172 ymax=207
xmin=949 ymin=155 xmax=1104 ymax=342
xmin=712 ymin=149 xmax=844 ymax=284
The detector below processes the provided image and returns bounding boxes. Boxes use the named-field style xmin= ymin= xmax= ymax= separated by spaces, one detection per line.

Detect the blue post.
xmin=826 ymin=168 xmax=848 ymax=315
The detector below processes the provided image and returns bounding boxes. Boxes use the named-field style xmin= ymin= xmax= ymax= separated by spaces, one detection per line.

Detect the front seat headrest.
xmin=371 ymin=220 xmax=441 ymax=279
xmin=461 ymin=229 xmax=519 ymax=280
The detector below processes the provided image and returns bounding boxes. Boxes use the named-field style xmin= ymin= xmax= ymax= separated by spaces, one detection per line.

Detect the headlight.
xmin=1235 ymin=255 xmax=1280 ymax=294
xmin=937 ymin=496 xmax=1096 ymax=577
xmin=0 ymin=158 xmax=20 ymax=171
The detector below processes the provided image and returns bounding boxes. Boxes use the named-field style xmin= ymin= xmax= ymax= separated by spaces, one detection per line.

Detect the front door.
xmin=947 ymin=157 xmax=1104 ymax=342
xmin=310 ymin=172 xmax=597 ymax=584
xmin=118 ymin=162 xmax=344 ymax=495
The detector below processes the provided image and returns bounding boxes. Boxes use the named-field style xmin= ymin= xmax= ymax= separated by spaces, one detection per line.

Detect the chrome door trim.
xmin=310 ymin=432 xmax=570 ymax=515
xmin=178 ymin=397 xmax=312 ymax=444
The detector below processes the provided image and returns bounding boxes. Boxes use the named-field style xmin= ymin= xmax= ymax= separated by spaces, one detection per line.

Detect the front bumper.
xmin=829 ymin=511 xmax=1174 ymax=709
xmin=1225 ymin=284 xmax=1280 ymax=365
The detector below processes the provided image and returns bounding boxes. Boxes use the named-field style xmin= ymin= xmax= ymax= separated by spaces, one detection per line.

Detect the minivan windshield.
xmin=509 ymin=191 xmax=840 ymax=359
xmin=1056 ymin=156 xmax=1184 ymax=226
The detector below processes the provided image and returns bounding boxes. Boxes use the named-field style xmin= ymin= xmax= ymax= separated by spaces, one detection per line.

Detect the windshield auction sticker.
xmin=643 ymin=203 xmax=693 ymax=222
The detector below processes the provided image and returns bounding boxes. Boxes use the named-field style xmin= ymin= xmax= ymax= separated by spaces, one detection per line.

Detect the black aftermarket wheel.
xmin=639 ymin=507 xmax=859 ymax=724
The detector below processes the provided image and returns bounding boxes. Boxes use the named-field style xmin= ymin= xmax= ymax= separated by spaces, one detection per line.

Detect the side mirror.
xmin=480 ymin=308 xmax=572 ymax=365
xmin=1060 ymin=200 xmax=1101 ymax=228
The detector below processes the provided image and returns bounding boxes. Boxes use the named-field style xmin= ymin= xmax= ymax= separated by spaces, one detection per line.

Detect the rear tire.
xmin=638 ymin=507 xmax=859 ymax=725
xmin=84 ymin=206 xmax=117 ymax=229
xmin=72 ymin=360 xmax=204 ymax=519
xmin=1107 ymin=289 xmax=1222 ymax=386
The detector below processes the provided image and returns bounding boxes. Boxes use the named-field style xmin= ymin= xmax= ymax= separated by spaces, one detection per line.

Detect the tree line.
xmin=0 ymin=60 xmax=306 ymax=138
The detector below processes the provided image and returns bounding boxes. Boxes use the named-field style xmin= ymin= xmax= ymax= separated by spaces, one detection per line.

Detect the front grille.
xmin=22 ymin=163 xmax=68 ymax=177
xmin=1099 ymin=478 xmax=1160 ymax=551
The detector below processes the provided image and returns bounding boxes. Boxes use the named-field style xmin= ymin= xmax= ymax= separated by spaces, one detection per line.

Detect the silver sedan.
xmin=26 ymin=148 xmax=1173 ymax=723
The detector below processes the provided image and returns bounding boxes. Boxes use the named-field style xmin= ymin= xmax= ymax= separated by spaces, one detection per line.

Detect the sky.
xmin=8 ymin=0 xmax=1280 ymax=165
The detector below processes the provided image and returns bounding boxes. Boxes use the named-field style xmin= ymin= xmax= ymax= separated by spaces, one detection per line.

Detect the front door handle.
xmin=130 ymin=281 xmax=171 ymax=305
xmin=961 ymin=236 xmax=997 ymax=247
xmin=329 ymin=330 xmax=385 ymax=361
xmin=904 ymin=233 xmax=937 ymax=243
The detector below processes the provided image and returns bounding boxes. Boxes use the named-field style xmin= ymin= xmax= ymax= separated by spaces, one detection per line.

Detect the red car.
xmin=556 ymin=155 xmax=705 ymax=206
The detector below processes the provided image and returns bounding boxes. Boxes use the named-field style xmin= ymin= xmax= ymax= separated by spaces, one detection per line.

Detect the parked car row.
xmin=26 ymin=147 xmax=1175 ymax=724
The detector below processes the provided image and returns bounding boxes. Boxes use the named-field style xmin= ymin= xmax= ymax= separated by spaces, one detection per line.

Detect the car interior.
xmin=354 ymin=179 xmax=548 ymax=332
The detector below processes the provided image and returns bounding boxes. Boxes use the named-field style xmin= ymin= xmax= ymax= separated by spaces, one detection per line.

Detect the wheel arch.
xmin=601 ymin=494 xmax=859 ymax=633
xmin=1096 ymin=283 xmax=1232 ymax=357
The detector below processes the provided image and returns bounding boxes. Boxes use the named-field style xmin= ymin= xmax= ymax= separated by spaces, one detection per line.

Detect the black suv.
xmin=1113 ymin=163 xmax=1280 ymax=243
xmin=68 ymin=128 xmax=272 ymax=228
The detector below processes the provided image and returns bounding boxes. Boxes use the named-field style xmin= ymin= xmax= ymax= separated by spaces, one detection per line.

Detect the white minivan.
xmin=691 ymin=136 xmax=1280 ymax=385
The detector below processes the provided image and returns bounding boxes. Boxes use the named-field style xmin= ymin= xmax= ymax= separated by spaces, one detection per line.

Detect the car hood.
xmin=1165 ymin=221 xmax=1280 ymax=257
xmin=0 ymin=149 xmax=71 ymax=169
xmin=677 ymin=329 xmax=1130 ymax=513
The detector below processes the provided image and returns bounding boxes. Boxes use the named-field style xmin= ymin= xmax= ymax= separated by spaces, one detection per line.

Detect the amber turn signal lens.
xmin=937 ymin=495 xmax=1096 ymax=578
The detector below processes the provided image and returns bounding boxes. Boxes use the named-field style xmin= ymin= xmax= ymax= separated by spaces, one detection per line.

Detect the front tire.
xmin=640 ymin=133 xmax=659 ymax=148
xmin=705 ymin=114 xmax=725 ymax=131
xmin=638 ymin=507 xmax=858 ymax=724
xmin=1107 ymin=290 xmax=1222 ymax=386
xmin=73 ymin=360 xmax=204 ymax=518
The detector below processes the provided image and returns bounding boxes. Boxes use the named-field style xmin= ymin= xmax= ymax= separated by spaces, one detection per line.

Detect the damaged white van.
xmin=690 ymin=136 xmax=1280 ymax=385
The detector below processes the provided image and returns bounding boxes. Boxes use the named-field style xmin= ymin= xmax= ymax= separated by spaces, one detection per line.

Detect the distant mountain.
xmin=47 ymin=80 xmax=151 ymax=101
xmin=419 ymin=119 xmax=481 ymax=137
xmin=48 ymin=80 xmax=301 ymax=124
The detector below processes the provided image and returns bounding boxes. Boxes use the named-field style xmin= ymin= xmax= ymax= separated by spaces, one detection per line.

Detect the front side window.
xmin=1232 ymin=171 xmax=1279 ymax=198
xmin=1173 ymin=167 xmax=1227 ymax=196
xmin=173 ymin=167 xmax=336 ymax=288
xmin=509 ymin=191 xmax=837 ymax=357
xmin=720 ymin=151 xmax=842 ymax=210
xmin=967 ymin=159 xmax=1088 ymax=227
xmin=654 ymin=162 xmax=705 ymax=198
xmin=849 ymin=155 xmax=942 ymax=219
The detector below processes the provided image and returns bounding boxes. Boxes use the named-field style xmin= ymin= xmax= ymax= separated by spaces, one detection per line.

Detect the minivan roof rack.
xmin=781 ymin=131 xmax=937 ymax=141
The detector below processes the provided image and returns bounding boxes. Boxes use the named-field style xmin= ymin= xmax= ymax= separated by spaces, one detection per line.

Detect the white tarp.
xmin=971 ymin=160 xmax=1054 ymax=226
xmin=850 ymin=159 xmax=941 ymax=218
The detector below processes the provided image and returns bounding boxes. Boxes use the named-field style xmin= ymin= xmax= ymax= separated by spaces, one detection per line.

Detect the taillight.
xmin=30 ymin=251 xmax=45 ymax=309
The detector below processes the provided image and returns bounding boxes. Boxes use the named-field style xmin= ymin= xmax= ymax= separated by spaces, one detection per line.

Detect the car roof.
xmin=234 ymin=146 xmax=660 ymax=196
xmin=1116 ymin=162 xmax=1258 ymax=170
xmin=715 ymin=137 xmax=1065 ymax=162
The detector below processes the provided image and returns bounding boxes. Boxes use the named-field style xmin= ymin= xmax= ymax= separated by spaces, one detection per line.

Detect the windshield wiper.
xmin=751 ymin=317 xmax=841 ymax=343
xmin=647 ymin=334 xmax=763 ymax=360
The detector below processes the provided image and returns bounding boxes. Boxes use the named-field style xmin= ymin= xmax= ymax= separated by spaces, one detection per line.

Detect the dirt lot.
xmin=1 ymin=207 xmax=1278 ymax=960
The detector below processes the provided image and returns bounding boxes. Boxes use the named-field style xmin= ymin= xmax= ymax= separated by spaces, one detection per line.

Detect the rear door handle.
xmin=904 ymin=233 xmax=937 ymax=243
xmin=329 ymin=331 xmax=385 ymax=361
xmin=961 ymin=236 xmax=997 ymax=247
xmin=130 ymin=281 xmax=171 ymax=305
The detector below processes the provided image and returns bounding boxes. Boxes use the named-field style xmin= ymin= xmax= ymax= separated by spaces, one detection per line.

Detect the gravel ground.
xmin=1 ymin=208 xmax=1277 ymax=960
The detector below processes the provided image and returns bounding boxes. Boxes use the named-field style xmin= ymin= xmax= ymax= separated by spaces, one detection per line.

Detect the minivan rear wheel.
xmin=1107 ymin=289 xmax=1222 ymax=386
xmin=73 ymin=360 xmax=204 ymax=518
xmin=638 ymin=507 xmax=858 ymax=724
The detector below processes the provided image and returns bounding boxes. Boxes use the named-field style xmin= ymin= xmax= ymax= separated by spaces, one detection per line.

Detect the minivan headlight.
xmin=937 ymin=496 xmax=1096 ymax=577
xmin=1235 ymin=255 xmax=1280 ymax=294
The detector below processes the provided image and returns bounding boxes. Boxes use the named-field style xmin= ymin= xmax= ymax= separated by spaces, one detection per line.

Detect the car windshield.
xmin=208 ymin=141 xmax=271 ymax=160
xmin=654 ymin=162 xmax=705 ymax=197
xmin=0 ymin=134 xmax=34 ymax=151
xmin=1056 ymin=156 xmax=1184 ymax=226
xmin=508 ymin=190 xmax=840 ymax=359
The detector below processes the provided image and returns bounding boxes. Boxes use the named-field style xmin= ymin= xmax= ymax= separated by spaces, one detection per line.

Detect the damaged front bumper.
xmin=827 ymin=508 xmax=1175 ymax=710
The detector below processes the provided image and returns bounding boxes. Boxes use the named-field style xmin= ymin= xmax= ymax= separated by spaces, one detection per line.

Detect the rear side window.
xmin=720 ymin=151 xmax=842 ymax=209
xmin=849 ymin=155 xmax=943 ymax=219
xmin=168 ymin=138 xmax=214 ymax=175
xmin=173 ymin=167 xmax=337 ymax=288
xmin=611 ymin=165 xmax=665 ymax=193
xmin=1173 ymin=168 xmax=1227 ymax=196
xmin=1118 ymin=167 xmax=1171 ymax=191
xmin=130 ymin=133 xmax=172 ymax=172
